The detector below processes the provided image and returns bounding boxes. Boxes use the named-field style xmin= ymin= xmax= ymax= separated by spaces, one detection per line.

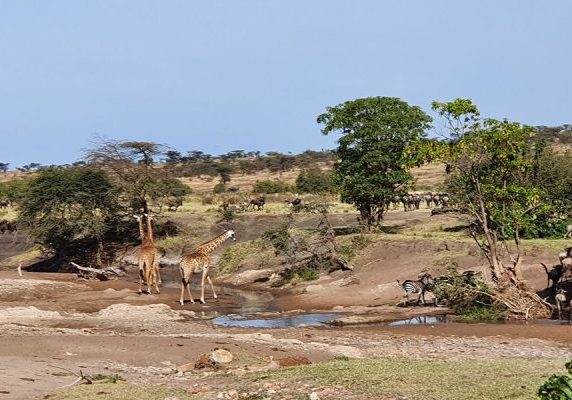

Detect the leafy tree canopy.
xmin=318 ymin=96 xmax=432 ymax=227
xmin=18 ymin=167 xmax=122 ymax=260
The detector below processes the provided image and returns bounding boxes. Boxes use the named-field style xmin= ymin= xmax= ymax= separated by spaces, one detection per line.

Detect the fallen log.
xmin=70 ymin=262 xmax=125 ymax=281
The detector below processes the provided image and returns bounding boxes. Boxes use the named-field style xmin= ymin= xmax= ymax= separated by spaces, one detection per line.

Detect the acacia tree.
xmin=85 ymin=139 xmax=180 ymax=213
xmin=432 ymin=99 xmax=551 ymax=318
xmin=318 ymin=97 xmax=432 ymax=228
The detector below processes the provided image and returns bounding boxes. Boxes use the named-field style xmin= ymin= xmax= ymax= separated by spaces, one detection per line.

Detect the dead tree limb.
xmin=70 ymin=262 xmax=125 ymax=281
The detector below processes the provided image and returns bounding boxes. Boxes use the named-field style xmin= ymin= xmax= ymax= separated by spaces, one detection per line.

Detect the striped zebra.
xmin=397 ymin=273 xmax=435 ymax=306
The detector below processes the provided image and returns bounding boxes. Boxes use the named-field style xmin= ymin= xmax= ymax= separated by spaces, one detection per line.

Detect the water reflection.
xmin=386 ymin=315 xmax=448 ymax=326
xmin=212 ymin=313 xmax=338 ymax=328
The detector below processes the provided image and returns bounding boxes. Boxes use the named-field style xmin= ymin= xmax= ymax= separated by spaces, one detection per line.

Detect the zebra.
xmin=397 ymin=272 xmax=435 ymax=306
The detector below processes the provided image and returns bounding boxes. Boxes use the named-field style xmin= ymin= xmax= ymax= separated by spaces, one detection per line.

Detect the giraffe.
xmin=179 ymin=230 xmax=236 ymax=305
xmin=133 ymin=214 xmax=160 ymax=294
xmin=144 ymin=213 xmax=162 ymax=286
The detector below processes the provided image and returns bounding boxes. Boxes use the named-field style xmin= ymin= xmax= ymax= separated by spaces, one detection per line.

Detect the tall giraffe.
xmin=144 ymin=213 xmax=162 ymax=286
xmin=179 ymin=230 xmax=236 ymax=305
xmin=133 ymin=214 xmax=160 ymax=294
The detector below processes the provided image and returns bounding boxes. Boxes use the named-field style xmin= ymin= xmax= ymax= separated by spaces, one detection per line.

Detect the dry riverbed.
xmin=0 ymin=270 xmax=570 ymax=399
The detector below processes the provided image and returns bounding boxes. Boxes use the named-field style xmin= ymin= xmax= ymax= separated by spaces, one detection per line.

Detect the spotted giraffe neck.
xmin=144 ymin=215 xmax=155 ymax=245
xmin=196 ymin=231 xmax=231 ymax=254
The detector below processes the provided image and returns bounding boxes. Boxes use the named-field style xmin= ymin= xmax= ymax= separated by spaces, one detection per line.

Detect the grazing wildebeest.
xmin=423 ymin=192 xmax=434 ymax=208
xmin=285 ymin=198 xmax=302 ymax=207
xmin=166 ymin=197 xmax=183 ymax=211
xmin=0 ymin=199 xmax=11 ymax=209
xmin=249 ymin=195 xmax=266 ymax=210
xmin=0 ymin=220 xmax=16 ymax=234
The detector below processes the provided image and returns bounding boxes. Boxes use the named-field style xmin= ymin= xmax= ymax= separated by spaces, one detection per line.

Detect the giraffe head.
xmin=133 ymin=214 xmax=142 ymax=221
xmin=224 ymin=229 xmax=236 ymax=241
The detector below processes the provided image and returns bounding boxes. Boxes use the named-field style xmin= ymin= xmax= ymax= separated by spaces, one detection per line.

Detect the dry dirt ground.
xmin=0 ymin=209 xmax=571 ymax=399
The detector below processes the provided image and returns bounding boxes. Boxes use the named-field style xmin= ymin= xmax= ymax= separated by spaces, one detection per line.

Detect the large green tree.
xmin=318 ymin=97 xmax=432 ymax=228
xmin=18 ymin=167 xmax=122 ymax=265
xmin=432 ymin=98 xmax=551 ymax=318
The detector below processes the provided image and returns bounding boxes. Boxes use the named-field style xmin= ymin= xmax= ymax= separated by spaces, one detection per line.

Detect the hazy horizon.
xmin=1 ymin=1 xmax=571 ymax=169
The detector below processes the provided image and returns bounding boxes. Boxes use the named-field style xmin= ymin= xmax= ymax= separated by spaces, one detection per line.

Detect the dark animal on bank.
xmin=540 ymin=263 xmax=564 ymax=289
xmin=555 ymin=288 xmax=568 ymax=320
xmin=0 ymin=220 xmax=17 ymax=234
xmin=397 ymin=272 xmax=435 ymax=306
xmin=166 ymin=197 xmax=183 ymax=211
xmin=249 ymin=196 xmax=266 ymax=211
xmin=0 ymin=199 xmax=11 ymax=209
xmin=285 ymin=198 xmax=302 ymax=206
xmin=559 ymin=247 xmax=572 ymax=263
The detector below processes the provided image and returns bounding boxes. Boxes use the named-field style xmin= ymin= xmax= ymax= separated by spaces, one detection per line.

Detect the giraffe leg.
xmin=199 ymin=268 xmax=207 ymax=304
xmin=155 ymin=260 xmax=162 ymax=286
xmin=145 ymin=263 xmax=152 ymax=294
xmin=137 ymin=257 xmax=145 ymax=294
xmin=181 ymin=278 xmax=194 ymax=305
xmin=152 ymin=257 xmax=160 ymax=294
xmin=207 ymin=275 xmax=217 ymax=300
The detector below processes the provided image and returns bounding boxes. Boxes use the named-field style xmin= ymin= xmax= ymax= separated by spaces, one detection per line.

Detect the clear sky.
xmin=1 ymin=1 xmax=571 ymax=168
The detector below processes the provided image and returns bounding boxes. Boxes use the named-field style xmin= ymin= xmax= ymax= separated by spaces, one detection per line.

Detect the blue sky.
xmin=1 ymin=1 xmax=571 ymax=168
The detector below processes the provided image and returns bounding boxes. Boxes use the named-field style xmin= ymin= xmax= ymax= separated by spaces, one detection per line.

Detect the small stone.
xmin=309 ymin=393 xmax=320 ymax=400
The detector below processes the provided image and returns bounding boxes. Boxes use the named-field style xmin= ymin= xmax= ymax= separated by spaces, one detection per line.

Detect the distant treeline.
xmin=162 ymin=149 xmax=337 ymax=178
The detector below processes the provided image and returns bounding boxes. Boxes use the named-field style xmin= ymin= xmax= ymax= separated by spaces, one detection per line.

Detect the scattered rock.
xmin=210 ymin=348 xmax=233 ymax=364
xmin=191 ymin=349 xmax=234 ymax=370
xmin=176 ymin=362 xmax=195 ymax=373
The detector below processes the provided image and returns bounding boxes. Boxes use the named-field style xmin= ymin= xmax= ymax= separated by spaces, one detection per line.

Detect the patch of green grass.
xmin=523 ymin=238 xmax=571 ymax=253
xmin=432 ymin=249 xmax=469 ymax=270
xmin=1 ymin=247 xmax=42 ymax=266
xmin=290 ymin=267 xmax=319 ymax=282
xmin=217 ymin=239 xmax=269 ymax=276
xmin=251 ymin=358 xmax=565 ymax=400
xmin=44 ymin=383 xmax=198 ymax=400
xmin=336 ymin=234 xmax=373 ymax=261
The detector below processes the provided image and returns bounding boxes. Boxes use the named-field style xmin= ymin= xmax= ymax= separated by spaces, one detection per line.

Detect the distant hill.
xmin=536 ymin=124 xmax=572 ymax=152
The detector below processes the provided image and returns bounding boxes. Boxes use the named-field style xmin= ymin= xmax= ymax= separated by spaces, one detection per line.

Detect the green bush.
xmin=252 ymin=179 xmax=294 ymax=194
xmin=262 ymin=223 xmax=291 ymax=254
xmin=295 ymin=168 xmax=336 ymax=194
xmin=337 ymin=234 xmax=372 ymax=261
xmin=216 ymin=202 xmax=237 ymax=222
xmin=537 ymin=360 xmax=572 ymax=400
xmin=0 ymin=179 xmax=29 ymax=202
xmin=213 ymin=182 xmax=227 ymax=194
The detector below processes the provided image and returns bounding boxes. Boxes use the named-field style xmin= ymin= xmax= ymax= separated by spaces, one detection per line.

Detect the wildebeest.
xmin=248 ymin=195 xmax=266 ymax=210
xmin=166 ymin=197 xmax=183 ymax=211
xmin=0 ymin=199 xmax=11 ymax=209
xmin=286 ymin=198 xmax=302 ymax=207
xmin=0 ymin=219 xmax=17 ymax=234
